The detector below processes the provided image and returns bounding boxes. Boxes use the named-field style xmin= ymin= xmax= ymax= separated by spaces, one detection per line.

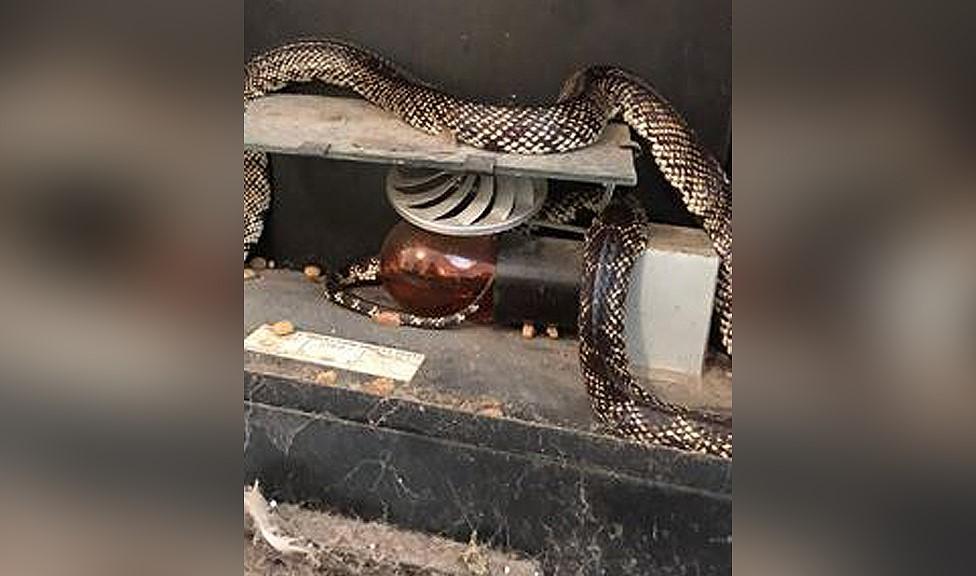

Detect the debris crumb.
xmin=303 ymin=265 xmax=322 ymax=280
xmin=372 ymin=311 xmax=403 ymax=327
xmin=521 ymin=322 xmax=536 ymax=339
xmin=475 ymin=398 xmax=505 ymax=419
xmin=268 ymin=260 xmax=276 ymax=269
xmin=477 ymin=406 xmax=504 ymax=419
xmin=244 ymin=268 xmax=257 ymax=281
xmin=361 ymin=377 xmax=396 ymax=397
xmin=250 ymin=257 xmax=267 ymax=271
xmin=271 ymin=320 xmax=296 ymax=336
xmin=314 ymin=371 xmax=338 ymax=386
xmin=545 ymin=325 xmax=559 ymax=339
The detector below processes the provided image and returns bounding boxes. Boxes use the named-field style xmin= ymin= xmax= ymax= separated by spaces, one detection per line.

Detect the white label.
xmin=244 ymin=324 xmax=425 ymax=382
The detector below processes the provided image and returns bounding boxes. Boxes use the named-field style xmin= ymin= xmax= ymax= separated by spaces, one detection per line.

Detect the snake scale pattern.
xmin=244 ymin=40 xmax=732 ymax=458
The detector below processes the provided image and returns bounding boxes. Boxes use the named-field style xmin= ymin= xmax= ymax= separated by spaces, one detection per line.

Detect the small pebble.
xmin=521 ymin=322 xmax=536 ymax=339
xmin=249 ymin=257 xmax=267 ymax=270
xmin=244 ymin=268 xmax=257 ymax=281
xmin=303 ymin=265 xmax=322 ymax=280
xmin=268 ymin=260 xmax=276 ymax=269
xmin=270 ymin=320 xmax=295 ymax=336
xmin=546 ymin=325 xmax=559 ymax=339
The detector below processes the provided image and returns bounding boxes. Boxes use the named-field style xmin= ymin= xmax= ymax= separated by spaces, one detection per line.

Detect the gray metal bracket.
xmin=462 ymin=154 xmax=496 ymax=175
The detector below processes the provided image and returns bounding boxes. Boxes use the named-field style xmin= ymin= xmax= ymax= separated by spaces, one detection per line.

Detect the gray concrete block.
xmin=625 ymin=223 xmax=719 ymax=380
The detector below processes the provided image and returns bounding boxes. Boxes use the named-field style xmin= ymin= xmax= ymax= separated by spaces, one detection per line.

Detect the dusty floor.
xmin=245 ymin=270 xmax=732 ymax=434
xmin=245 ymin=502 xmax=541 ymax=576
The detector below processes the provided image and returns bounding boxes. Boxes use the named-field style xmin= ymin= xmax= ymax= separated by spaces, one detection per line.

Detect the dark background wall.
xmin=245 ymin=0 xmax=731 ymax=267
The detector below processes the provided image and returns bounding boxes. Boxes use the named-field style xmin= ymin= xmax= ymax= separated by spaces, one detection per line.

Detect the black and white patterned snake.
xmin=244 ymin=40 xmax=732 ymax=458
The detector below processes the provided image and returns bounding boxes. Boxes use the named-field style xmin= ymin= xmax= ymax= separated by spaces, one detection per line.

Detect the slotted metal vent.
xmin=385 ymin=166 xmax=547 ymax=236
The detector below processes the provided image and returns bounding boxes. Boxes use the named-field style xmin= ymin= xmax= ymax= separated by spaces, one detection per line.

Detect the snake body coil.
xmin=244 ymin=40 xmax=732 ymax=458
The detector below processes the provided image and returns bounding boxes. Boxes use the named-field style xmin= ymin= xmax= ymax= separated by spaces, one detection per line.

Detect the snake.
xmin=244 ymin=40 xmax=732 ymax=458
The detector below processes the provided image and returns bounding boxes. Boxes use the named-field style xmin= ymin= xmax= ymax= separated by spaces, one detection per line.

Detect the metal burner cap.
xmin=385 ymin=166 xmax=547 ymax=236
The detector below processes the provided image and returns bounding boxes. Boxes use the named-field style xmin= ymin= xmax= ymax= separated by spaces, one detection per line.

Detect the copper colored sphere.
xmin=379 ymin=222 xmax=495 ymax=320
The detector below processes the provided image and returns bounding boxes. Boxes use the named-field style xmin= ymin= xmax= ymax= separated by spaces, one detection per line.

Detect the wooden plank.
xmin=244 ymin=95 xmax=637 ymax=186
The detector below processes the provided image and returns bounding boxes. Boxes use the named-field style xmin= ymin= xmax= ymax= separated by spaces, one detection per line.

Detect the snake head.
xmin=557 ymin=68 xmax=592 ymax=102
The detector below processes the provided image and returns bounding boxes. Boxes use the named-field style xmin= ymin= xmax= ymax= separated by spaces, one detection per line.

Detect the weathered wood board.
xmin=244 ymin=95 xmax=638 ymax=186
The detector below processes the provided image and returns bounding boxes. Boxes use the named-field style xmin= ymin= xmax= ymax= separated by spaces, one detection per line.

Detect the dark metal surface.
xmin=493 ymin=232 xmax=582 ymax=330
xmin=244 ymin=349 xmax=731 ymax=575
xmin=244 ymin=397 xmax=731 ymax=575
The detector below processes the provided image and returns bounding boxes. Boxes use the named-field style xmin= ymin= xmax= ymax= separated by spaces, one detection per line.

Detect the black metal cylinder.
xmin=492 ymin=232 xmax=582 ymax=330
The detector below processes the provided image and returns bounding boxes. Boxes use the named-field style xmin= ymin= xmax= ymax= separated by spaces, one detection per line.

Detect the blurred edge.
xmin=0 ymin=1 xmax=242 ymax=574
xmin=735 ymin=0 xmax=976 ymax=575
